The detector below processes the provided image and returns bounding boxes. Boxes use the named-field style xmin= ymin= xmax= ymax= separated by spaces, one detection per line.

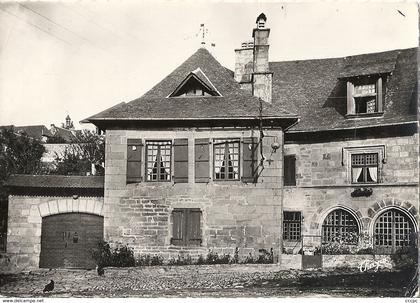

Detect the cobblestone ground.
xmin=0 ymin=266 xmax=411 ymax=298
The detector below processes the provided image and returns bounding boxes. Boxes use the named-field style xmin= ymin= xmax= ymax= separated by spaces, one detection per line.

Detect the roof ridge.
xmin=269 ymin=47 xmax=416 ymax=64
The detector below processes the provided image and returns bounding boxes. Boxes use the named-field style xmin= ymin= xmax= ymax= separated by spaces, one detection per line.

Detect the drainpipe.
xmin=278 ymin=127 xmax=285 ymax=266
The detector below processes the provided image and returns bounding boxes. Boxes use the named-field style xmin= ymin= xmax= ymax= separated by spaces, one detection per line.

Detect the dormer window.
xmin=346 ymin=76 xmax=384 ymax=117
xmin=168 ymin=69 xmax=221 ymax=98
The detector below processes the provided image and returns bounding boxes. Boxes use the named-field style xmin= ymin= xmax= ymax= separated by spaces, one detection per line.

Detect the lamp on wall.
xmin=271 ymin=137 xmax=280 ymax=152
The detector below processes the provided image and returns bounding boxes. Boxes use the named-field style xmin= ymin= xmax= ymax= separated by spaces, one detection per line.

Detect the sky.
xmin=0 ymin=1 xmax=418 ymax=129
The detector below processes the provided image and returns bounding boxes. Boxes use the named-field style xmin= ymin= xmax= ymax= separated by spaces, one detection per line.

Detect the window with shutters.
xmin=145 ymin=140 xmax=172 ymax=182
xmin=284 ymin=155 xmax=296 ymax=186
xmin=171 ymin=208 xmax=202 ymax=246
xmin=213 ymin=139 xmax=240 ymax=181
xmin=283 ymin=211 xmax=301 ymax=240
xmin=346 ymin=76 xmax=384 ymax=117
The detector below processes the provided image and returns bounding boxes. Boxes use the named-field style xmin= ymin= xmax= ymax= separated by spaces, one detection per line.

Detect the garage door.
xmin=40 ymin=213 xmax=103 ymax=269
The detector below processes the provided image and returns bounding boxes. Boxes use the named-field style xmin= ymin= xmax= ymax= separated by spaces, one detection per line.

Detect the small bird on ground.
xmin=96 ymin=265 xmax=105 ymax=276
xmin=43 ymin=280 xmax=54 ymax=293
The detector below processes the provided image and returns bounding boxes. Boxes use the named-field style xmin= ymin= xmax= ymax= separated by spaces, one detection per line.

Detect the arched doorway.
xmin=40 ymin=213 xmax=104 ymax=268
xmin=374 ymin=208 xmax=416 ymax=254
xmin=322 ymin=208 xmax=359 ymax=244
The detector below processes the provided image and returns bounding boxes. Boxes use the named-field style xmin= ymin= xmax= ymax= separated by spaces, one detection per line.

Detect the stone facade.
xmin=283 ymin=131 xmax=419 ymax=251
xmin=2 ymin=196 xmax=103 ymax=272
xmin=104 ymin=128 xmax=284 ymax=261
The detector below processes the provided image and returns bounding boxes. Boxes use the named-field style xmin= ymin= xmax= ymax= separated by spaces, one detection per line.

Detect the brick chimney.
xmin=234 ymin=13 xmax=273 ymax=103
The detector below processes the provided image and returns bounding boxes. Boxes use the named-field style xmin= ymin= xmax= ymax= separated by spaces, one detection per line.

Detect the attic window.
xmin=169 ymin=71 xmax=221 ymax=98
xmin=346 ymin=76 xmax=384 ymax=117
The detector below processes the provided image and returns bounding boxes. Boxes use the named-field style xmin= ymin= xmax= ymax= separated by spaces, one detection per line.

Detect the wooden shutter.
xmin=346 ymin=81 xmax=355 ymax=115
xmin=284 ymin=155 xmax=296 ymax=186
xmin=242 ymin=137 xmax=258 ymax=183
xmin=173 ymin=139 xmax=188 ymax=183
xmin=126 ymin=139 xmax=143 ymax=183
xmin=187 ymin=209 xmax=201 ymax=246
xmin=171 ymin=210 xmax=184 ymax=245
xmin=377 ymin=77 xmax=383 ymax=113
xmin=195 ymin=138 xmax=210 ymax=183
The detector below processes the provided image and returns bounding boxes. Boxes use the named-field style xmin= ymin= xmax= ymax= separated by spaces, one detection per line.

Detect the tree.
xmin=0 ymin=127 xmax=46 ymax=182
xmin=52 ymin=129 xmax=105 ymax=176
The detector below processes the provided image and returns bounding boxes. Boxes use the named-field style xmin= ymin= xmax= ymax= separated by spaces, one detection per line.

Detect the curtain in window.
xmin=228 ymin=145 xmax=238 ymax=177
xmin=368 ymin=167 xmax=378 ymax=182
xmin=352 ymin=167 xmax=363 ymax=183
xmin=214 ymin=148 xmax=224 ymax=174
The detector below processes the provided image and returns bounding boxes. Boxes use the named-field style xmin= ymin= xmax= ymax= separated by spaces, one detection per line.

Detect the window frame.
xmin=346 ymin=76 xmax=384 ymax=117
xmin=374 ymin=209 xmax=415 ymax=254
xmin=170 ymin=208 xmax=202 ymax=247
xmin=145 ymin=140 xmax=172 ymax=182
xmin=283 ymin=211 xmax=302 ymax=241
xmin=351 ymin=153 xmax=379 ymax=184
xmin=342 ymin=146 xmax=385 ymax=185
xmin=322 ymin=209 xmax=359 ymax=245
xmin=213 ymin=138 xmax=241 ymax=181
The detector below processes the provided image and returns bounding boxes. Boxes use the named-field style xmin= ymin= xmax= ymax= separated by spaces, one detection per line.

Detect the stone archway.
xmin=370 ymin=205 xmax=417 ymax=254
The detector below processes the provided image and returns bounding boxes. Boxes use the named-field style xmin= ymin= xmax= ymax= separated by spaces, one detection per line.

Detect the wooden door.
xmin=40 ymin=213 xmax=103 ymax=268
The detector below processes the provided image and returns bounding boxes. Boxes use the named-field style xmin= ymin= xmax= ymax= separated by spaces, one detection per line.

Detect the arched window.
xmin=374 ymin=209 xmax=415 ymax=254
xmin=322 ymin=209 xmax=359 ymax=244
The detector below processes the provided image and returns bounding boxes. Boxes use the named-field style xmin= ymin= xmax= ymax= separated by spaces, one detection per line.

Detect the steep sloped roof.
xmin=13 ymin=125 xmax=52 ymax=140
xmin=270 ymin=48 xmax=417 ymax=132
xmin=84 ymin=48 xmax=296 ymax=122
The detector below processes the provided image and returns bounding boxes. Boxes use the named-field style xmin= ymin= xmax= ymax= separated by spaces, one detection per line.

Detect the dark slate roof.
xmin=83 ymin=48 xmax=297 ymax=122
xmin=13 ymin=125 xmax=52 ymax=140
xmin=5 ymin=175 xmax=104 ymax=189
xmin=50 ymin=126 xmax=77 ymax=143
xmin=270 ymin=48 xmax=418 ymax=132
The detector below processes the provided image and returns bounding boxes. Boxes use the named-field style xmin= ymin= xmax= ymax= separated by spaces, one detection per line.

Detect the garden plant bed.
xmin=0 ymin=265 xmax=415 ymax=297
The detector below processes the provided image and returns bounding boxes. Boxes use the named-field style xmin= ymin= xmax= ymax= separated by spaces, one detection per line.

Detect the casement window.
xmin=346 ymin=76 xmax=383 ymax=116
xmin=374 ymin=209 xmax=415 ymax=254
xmin=322 ymin=209 xmax=359 ymax=244
xmin=284 ymin=155 xmax=296 ymax=186
xmin=283 ymin=211 xmax=301 ymax=241
xmin=213 ymin=139 xmax=240 ymax=181
xmin=171 ymin=208 xmax=202 ymax=246
xmin=145 ymin=140 xmax=172 ymax=182
xmin=351 ymin=153 xmax=379 ymax=183
xmin=342 ymin=146 xmax=385 ymax=184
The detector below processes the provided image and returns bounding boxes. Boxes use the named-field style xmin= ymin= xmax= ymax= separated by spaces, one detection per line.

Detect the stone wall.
xmin=1 ymin=195 xmax=104 ymax=272
xmin=104 ymin=128 xmax=284 ymax=261
xmin=283 ymin=132 xmax=419 ymax=244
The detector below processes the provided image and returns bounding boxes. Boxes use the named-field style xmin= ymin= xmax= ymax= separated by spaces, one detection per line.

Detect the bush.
xmin=136 ymin=254 xmax=164 ymax=266
xmin=91 ymin=241 xmax=135 ymax=267
xmin=391 ymin=246 xmax=418 ymax=269
xmin=92 ymin=241 xmax=113 ymax=267
xmin=167 ymin=254 xmax=193 ymax=266
xmin=112 ymin=245 xmax=136 ymax=267
xmin=256 ymin=248 xmax=274 ymax=264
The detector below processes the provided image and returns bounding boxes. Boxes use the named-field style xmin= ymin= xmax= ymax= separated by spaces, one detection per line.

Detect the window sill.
xmin=345 ymin=112 xmax=384 ymax=119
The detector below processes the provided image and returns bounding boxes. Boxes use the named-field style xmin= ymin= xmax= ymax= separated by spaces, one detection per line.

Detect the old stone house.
xmin=1 ymin=13 xmax=418 ymax=270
